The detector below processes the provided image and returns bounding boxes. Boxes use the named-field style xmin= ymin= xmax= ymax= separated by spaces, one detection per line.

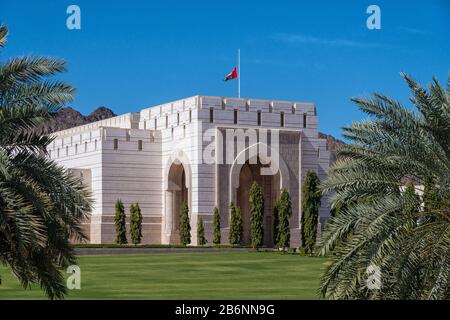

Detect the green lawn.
xmin=0 ymin=252 xmax=327 ymax=299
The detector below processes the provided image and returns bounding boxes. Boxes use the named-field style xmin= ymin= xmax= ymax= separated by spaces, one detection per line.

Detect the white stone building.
xmin=47 ymin=96 xmax=331 ymax=246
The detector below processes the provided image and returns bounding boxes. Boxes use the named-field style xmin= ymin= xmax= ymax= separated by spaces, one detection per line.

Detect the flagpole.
xmin=238 ymin=48 xmax=240 ymax=98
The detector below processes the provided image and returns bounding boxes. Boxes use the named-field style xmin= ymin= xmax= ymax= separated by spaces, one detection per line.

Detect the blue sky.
xmin=1 ymin=0 xmax=449 ymax=138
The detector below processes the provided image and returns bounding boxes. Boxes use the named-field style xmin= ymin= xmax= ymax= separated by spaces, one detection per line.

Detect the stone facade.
xmin=48 ymin=96 xmax=330 ymax=246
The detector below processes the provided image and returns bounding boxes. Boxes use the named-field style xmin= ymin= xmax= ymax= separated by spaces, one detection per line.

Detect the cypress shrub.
xmin=301 ymin=171 xmax=321 ymax=254
xmin=228 ymin=202 xmax=243 ymax=245
xmin=277 ymin=188 xmax=293 ymax=249
xmin=212 ymin=207 xmax=221 ymax=244
xmin=250 ymin=181 xmax=264 ymax=249
xmin=179 ymin=201 xmax=191 ymax=245
xmin=114 ymin=199 xmax=127 ymax=244
xmin=197 ymin=217 xmax=207 ymax=245
xmin=130 ymin=203 xmax=143 ymax=245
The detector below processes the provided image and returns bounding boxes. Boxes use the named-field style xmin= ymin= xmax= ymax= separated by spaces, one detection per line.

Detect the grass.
xmin=0 ymin=252 xmax=327 ymax=300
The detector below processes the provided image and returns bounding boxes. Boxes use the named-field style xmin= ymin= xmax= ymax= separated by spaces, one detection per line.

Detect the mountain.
xmin=40 ymin=106 xmax=117 ymax=134
xmin=318 ymin=132 xmax=346 ymax=163
xmin=43 ymin=107 xmax=345 ymax=162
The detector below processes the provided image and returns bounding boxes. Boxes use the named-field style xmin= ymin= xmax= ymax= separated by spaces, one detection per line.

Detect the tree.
xmin=423 ymin=176 xmax=442 ymax=211
xmin=277 ymin=189 xmax=293 ymax=249
xmin=330 ymin=202 xmax=344 ymax=218
xmin=0 ymin=24 xmax=92 ymax=299
xmin=197 ymin=217 xmax=207 ymax=245
xmin=114 ymin=199 xmax=127 ymax=244
xmin=404 ymin=182 xmax=421 ymax=212
xmin=301 ymin=171 xmax=321 ymax=254
xmin=130 ymin=203 xmax=143 ymax=245
xmin=228 ymin=202 xmax=243 ymax=245
xmin=179 ymin=201 xmax=191 ymax=245
xmin=250 ymin=181 xmax=264 ymax=248
xmin=212 ymin=207 xmax=221 ymax=245
xmin=319 ymin=74 xmax=450 ymax=299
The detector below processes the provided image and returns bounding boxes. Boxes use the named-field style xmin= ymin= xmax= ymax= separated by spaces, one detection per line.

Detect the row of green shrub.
xmin=111 ymin=171 xmax=322 ymax=250
xmin=177 ymin=171 xmax=322 ymax=251
xmin=114 ymin=200 xmax=143 ymax=245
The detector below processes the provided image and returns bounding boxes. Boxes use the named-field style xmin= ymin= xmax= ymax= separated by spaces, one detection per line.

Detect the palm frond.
xmin=319 ymin=74 xmax=450 ymax=300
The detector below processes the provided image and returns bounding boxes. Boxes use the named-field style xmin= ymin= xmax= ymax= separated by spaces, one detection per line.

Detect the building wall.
xmin=48 ymin=128 xmax=103 ymax=242
xmin=48 ymin=113 xmax=163 ymax=244
xmin=98 ymin=127 xmax=162 ymax=244
xmin=49 ymin=95 xmax=331 ymax=246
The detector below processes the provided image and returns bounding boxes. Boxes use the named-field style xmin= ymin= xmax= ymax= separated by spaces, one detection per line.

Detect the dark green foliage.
xmin=319 ymin=74 xmax=450 ymax=299
xmin=277 ymin=189 xmax=293 ymax=249
xmin=249 ymin=181 xmax=264 ymax=248
xmin=197 ymin=217 xmax=207 ymax=245
xmin=228 ymin=202 xmax=243 ymax=245
xmin=179 ymin=201 xmax=191 ymax=245
xmin=0 ymin=24 xmax=93 ymax=299
xmin=404 ymin=182 xmax=421 ymax=212
xmin=130 ymin=203 xmax=143 ymax=245
xmin=115 ymin=199 xmax=127 ymax=244
xmin=301 ymin=171 xmax=321 ymax=254
xmin=235 ymin=207 xmax=243 ymax=244
xmin=330 ymin=202 xmax=344 ymax=218
xmin=403 ymin=182 xmax=422 ymax=230
xmin=212 ymin=207 xmax=221 ymax=244
xmin=423 ymin=176 xmax=443 ymax=211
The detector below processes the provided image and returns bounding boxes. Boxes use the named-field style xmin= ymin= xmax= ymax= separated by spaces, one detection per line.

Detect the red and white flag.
xmin=224 ymin=67 xmax=238 ymax=81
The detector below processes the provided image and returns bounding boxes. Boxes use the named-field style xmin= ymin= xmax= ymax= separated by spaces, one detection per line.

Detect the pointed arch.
xmin=162 ymin=149 xmax=192 ymax=244
xmin=229 ymin=142 xmax=290 ymax=204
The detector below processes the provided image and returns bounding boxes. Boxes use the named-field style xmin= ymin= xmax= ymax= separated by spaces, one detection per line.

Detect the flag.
xmin=224 ymin=67 xmax=238 ymax=81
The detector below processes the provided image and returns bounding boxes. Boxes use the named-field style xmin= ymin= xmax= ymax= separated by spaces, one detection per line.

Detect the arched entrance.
xmin=229 ymin=143 xmax=291 ymax=247
xmin=237 ymin=159 xmax=281 ymax=246
xmin=164 ymin=152 xmax=192 ymax=244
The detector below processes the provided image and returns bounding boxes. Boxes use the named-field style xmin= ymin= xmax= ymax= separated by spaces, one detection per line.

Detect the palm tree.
xmin=0 ymin=25 xmax=92 ymax=299
xmin=319 ymin=73 xmax=450 ymax=299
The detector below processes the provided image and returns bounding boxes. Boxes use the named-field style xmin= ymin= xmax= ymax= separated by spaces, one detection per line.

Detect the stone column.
xmin=163 ymin=190 xmax=173 ymax=244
